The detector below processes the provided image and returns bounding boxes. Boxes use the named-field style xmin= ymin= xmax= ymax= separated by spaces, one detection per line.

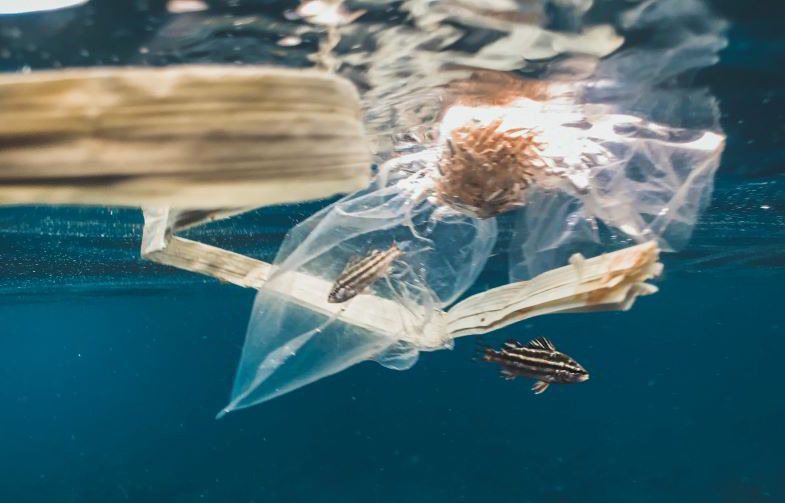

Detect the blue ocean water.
xmin=1 ymin=1 xmax=784 ymax=502
xmin=1 ymin=274 xmax=783 ymax=502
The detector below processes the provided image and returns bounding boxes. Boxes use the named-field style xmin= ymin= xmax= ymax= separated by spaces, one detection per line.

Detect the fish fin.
xmin=503 ymin=339 xmax=525 ymax=350
xmin=528 ymin=337 xmax=556 ymax=351
xmin=500 ymin=369 xmax=517 ymax=381
xmin=531 ymin=381 xmax=550 ymax=394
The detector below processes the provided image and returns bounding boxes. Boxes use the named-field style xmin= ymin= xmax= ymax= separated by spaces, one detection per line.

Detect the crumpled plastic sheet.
xmin=507 ymin=0 xmax=727 ymax=279
xmin=505 ymin=91 xmax=725 ymax=280
xmin=221 ymin=165 xmax=495 ymax=413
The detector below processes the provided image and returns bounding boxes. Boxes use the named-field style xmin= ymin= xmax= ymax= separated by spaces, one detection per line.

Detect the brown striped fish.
xmin=478 ymin=337 xmax=589 ymax=394
xmin=328 ymin=243 xmax=403 ymax=303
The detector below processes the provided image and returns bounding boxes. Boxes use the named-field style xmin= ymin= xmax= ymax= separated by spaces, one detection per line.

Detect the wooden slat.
xmin=0 ymin=65 xmax=371 ymax=208
xmin=446 ymin=241 xmax=662 ymax=338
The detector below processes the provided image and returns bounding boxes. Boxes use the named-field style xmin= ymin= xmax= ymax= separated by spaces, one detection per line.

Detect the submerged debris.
xmin=478 ymin=337 xmax=589 ymax=394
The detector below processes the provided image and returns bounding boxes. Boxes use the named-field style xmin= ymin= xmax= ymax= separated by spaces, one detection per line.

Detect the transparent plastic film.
xmin=222 ymin=161 xmax=496 ymax=412
xmin=497 ymin=96 xmax=725 ymax=279
xmin=422 ymin=0 xmax=728 ymax=280
xmin=318 ymin=0 xmax=726 ymax=281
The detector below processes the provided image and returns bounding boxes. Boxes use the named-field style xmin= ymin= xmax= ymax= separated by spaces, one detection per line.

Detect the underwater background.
xmin=1 ymin=0 xmax=784 ymax=501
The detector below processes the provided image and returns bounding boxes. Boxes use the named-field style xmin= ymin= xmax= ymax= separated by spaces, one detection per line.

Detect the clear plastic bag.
xmin=504 ymin=95 xmax=725 ymax=279
xmin=504 ymin=0 xmax=727 ymax=279
xmin=221 ymin=158 xmax=496 ymax=413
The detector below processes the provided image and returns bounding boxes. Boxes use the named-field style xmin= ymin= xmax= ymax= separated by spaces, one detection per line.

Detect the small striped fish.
xmin=328 ymin=243 xmax=403 ymax=303
xmin=479 ymin=337 xmax=589 ymax=394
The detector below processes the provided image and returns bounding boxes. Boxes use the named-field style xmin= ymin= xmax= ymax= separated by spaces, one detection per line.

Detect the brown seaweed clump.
xmin=436 ymin=118 xmax=546 ymax=219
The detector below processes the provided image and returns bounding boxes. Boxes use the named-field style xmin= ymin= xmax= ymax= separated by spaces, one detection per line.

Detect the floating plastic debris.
xmin=219 ymin=0 xmax=726 ymax=412
xmin=219 ymin=169 xmax=498 ymax=411
xmin=219 ymin=240 xmax=662 ymax=415
xmin=433 ymin=89 xmax=725 ymax=279
xmin=0 ymin=0 xmax=719 ymax=411
xmin=0 ymin=0 xmax=736 ymax=423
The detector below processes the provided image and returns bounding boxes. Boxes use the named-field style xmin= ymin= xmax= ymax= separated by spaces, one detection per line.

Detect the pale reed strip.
xmin=0 ymin=170 xmax=367 ymax=208
xmin=142 ymin=207 xmax=272 ymax=289
xmin=262 ymin=243 xmax=660 ymax=349
xmin=0 ymin=108 xmax=366 ymax=142
xmin=265 ymin=270 xmax=448 ymax=349
xmin=0 ymin=66 xmax=361 ymax=112
xmin=145 ymin=234 xmax=445 ymax=347
xmin=141 ymin=206 xmax=447 ymax=348
xmin=0 ymin=65 xmax=370 ymax=207
xmin=0 ymin=136 xmax=371 ymax=178
xmin=146 ymin=235 xmax=274 ymax=289
xmin=142 ymin=206 xmax=660 ymax=349
xmin=445 ymin=241 xmax=662 ymax=338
